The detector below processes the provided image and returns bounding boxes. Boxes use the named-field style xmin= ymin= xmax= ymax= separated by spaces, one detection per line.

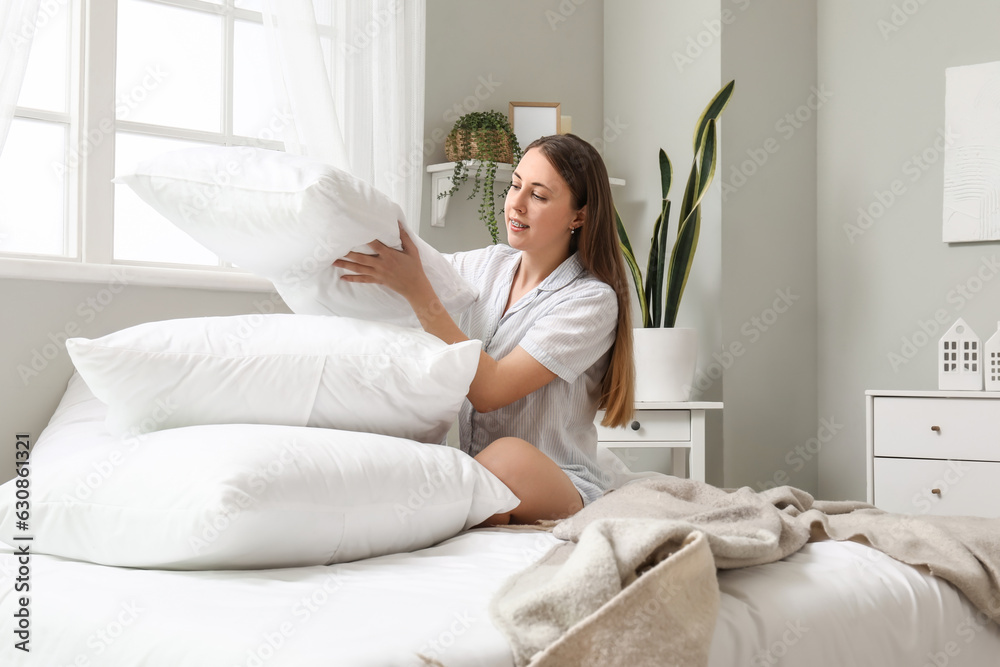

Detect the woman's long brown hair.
xmin=526 ymin=134 xmax=635 ymax=427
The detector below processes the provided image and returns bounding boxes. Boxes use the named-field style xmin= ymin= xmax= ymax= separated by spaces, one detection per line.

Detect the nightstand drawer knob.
xmin=930 ymin=425 xmax=941 ymax=433
xmin=630 ymin=421 xmax=641 ymax=431
xmin=931 ymin=488 xmax=942 ymax=496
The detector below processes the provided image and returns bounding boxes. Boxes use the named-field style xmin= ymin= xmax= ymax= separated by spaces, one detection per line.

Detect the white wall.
xmin=817 ymin=0 xmax=1000 ymax=500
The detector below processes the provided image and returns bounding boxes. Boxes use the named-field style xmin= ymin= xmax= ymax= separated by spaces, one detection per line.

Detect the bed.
xmin=3 ymin=372 xmax=1000 ymax=667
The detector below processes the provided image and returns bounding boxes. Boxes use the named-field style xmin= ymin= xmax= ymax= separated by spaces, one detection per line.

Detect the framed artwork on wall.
xmin=509 ymin=102 xmax=561 ymax=151
xmin=942 ymin=60 xmax=1000 ymax=243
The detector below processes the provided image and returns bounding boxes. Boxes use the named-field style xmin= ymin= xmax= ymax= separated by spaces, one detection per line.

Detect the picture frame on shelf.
xmin=509 ymin=102 xmax=561 ymax=149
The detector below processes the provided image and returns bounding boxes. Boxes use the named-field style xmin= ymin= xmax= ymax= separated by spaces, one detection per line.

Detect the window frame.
xmin=0 ymin=0 xmax=279 ymax=291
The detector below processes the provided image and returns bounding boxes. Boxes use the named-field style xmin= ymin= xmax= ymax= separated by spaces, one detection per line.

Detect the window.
xmin=0 ymin=0 xmax=286 ymax=284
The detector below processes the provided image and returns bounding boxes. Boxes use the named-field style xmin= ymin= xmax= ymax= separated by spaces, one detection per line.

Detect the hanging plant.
xmin=439 ymin=110 xmax=522 ymax=244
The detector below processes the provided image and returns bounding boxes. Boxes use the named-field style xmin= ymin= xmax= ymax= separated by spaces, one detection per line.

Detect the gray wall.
xmin=720 ymin=1 xmax=820 ymax=493
xmin=603 ymin=0 xmax=725 ymax=483
xmin=604 ymin=0 xmax=821 ymax=492
xmin=817 ymin=0 xmax=1000 ymax=500
xmin=0 ymin=278 xmax=287 ymax=483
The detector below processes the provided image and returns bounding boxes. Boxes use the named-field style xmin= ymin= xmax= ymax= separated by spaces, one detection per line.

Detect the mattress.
xmin=2 ymin=376 xmax=999 ymax=666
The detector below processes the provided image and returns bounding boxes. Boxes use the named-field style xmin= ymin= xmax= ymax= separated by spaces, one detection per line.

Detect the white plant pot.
xmin=633 ymin=327 xmax=698 ymax=403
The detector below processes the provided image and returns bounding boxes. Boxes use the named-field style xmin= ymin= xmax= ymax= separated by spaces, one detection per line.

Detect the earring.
xmin=570 ymin=227 xmax=577 ymax=235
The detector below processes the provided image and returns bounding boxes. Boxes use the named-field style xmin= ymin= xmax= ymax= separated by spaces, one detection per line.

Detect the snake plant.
xmin=618 ymin=80 xmax=734 ymax=328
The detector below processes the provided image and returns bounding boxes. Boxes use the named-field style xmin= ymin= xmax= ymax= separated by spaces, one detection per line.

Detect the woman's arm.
xmin=334 ymin=223 xmax=556 ymax=412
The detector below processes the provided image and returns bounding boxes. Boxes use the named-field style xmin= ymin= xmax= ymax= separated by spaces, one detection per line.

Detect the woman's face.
xmin=504 ymin=147 xmax=584 ymax=255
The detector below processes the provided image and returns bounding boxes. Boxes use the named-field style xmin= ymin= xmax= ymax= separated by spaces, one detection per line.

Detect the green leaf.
xmin=616 ymin=207 xmax=638 ymax=263
xmin=697 ymin=119 xmax=717 ymax=189
xmin=692 ymin=79 xmax=734 ymax=154
xmin=664 ymin=205 xmax=701 ymax=327
xmin=616 ymin=208 xmax=649 ymax=327
xmin=653 ymin=198 xmax=670 ymax=328
xmin=665 ymin=120 xmax=718 ymax=326
xmin=658 ymin=149 xmax=672 ymax=201
xmin=645 ymin=208 xmax=663 ymax=327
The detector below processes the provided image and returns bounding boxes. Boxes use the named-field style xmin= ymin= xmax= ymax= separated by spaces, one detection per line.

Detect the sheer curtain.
xmin=261 ymin=0 xmax=426 ymax=231
xmin=0 ymin=0 xmax=41 ymax=154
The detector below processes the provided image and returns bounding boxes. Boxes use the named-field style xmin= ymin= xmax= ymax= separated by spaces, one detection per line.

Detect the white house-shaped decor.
xmin=986 ymin=322 xmax=1000 ymax=392
xmin=939 ymin=318 xmax=982 ymax=390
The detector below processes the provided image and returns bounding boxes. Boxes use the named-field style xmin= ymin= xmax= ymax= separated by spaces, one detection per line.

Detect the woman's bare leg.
xmin=474 ymin=437 xmax=584 ymax=526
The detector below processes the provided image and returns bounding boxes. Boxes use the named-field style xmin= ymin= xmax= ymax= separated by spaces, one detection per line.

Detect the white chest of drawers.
xmin=866 ymin=390 xmax=1000 ymax=517
xmin=595 ymin=402 xmax=722 ymax=482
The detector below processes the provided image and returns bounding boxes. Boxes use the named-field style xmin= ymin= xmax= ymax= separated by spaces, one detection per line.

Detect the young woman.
xmin=335 ymin=133 xmax=634 ymax=525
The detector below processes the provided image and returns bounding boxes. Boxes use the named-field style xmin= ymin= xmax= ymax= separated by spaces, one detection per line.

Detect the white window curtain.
xmin=0 ymin=0 xmax=41 ymax=154
xmin=261 ymin=0 xmax=426 ymax=232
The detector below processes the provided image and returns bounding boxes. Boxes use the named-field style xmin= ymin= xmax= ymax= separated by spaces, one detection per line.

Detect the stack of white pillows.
xmin=0 ymin=147 xmax=520 ymax=570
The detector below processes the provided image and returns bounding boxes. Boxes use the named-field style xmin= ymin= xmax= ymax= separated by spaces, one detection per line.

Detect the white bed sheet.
xmin=2 ymin=375 xmax=999 ymax=666
xmin=3 ymin=533 xmax=999 ymax=667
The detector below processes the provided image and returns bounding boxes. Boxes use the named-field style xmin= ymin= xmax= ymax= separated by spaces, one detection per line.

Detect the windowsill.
xmin=0 ymin=256 xmax=276 ymax=292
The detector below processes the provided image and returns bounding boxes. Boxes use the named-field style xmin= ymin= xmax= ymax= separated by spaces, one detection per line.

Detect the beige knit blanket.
xmin=489 ymin=477 xmax=1000 ymax=667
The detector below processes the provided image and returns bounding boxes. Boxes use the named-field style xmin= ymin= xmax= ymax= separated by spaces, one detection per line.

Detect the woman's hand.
xmin=334 ymin=221 xmax=433 ymax=303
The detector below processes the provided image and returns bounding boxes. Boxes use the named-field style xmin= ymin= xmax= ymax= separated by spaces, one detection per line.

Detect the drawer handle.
xmin=930 ymin=426 xmax=941 ymax=433
xmin=931 ymin=488 xmax=942 ymax=496
xmin=630 ymin=421 xmax=641 ymax=431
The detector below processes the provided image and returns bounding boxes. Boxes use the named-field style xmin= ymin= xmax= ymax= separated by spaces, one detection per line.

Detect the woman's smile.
xmin=509 ymin=216 xmax=529 ymax=232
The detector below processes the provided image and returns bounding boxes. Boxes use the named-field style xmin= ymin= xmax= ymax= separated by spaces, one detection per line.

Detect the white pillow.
xmin=116 ymin=146 xmax=477 ymax=327
xmin=65 ymin=314 xmax=481 ymax=445
xmin=0 ymin=378 xmax=518 ymax=569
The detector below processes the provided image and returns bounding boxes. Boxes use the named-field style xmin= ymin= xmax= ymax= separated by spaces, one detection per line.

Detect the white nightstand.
xmin=595 ymin=402 xmax=722 ymax=482
xmin=866 ymin=390 xmax=1000 ymax=518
